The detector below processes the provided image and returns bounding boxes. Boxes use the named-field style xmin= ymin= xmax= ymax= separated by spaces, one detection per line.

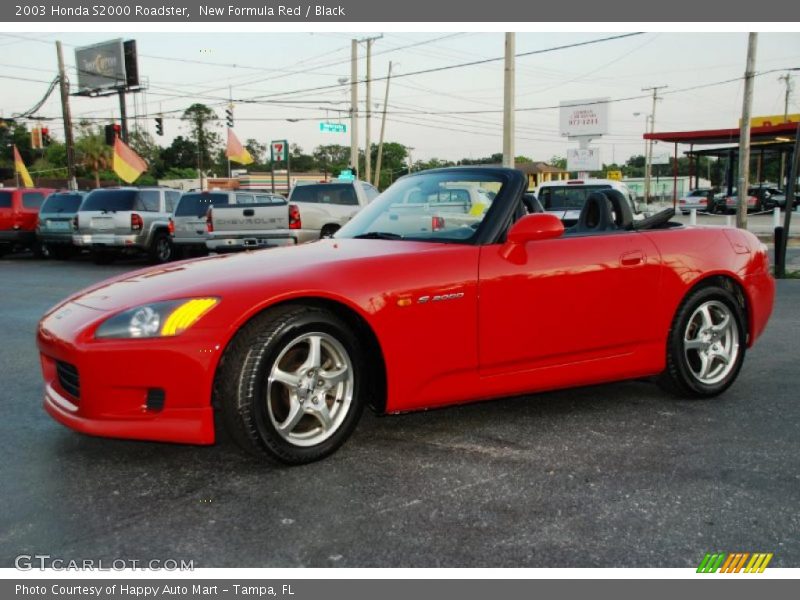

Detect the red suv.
xmin=0 ymin=187 xmax=56 ymax=257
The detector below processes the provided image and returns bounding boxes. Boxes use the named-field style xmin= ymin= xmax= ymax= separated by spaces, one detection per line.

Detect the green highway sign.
xmin=319 ymin=122 xmax=347 ymax=133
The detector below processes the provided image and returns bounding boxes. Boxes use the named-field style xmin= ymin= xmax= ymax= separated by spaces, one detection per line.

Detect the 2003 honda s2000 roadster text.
xmin=37 ymin=168 xmax=775 ymax=464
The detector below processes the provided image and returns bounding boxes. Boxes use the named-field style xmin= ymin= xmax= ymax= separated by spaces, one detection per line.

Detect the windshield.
xmin=336 ymin=171 xmax=504 ymax=243
xmin=176 ymin=192 xmax=229 ymax=217
xmin=41 ymin=193 xmax=84 ymax=213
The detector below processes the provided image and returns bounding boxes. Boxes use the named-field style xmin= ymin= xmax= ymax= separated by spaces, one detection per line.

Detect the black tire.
xmin=658 ymin=282 xmax=747 ymax=398
xmin=149 ymin=231 xmax=173 ymax=264
xmin=215 ymin=304 xmax=366 ymax=464
xmin=91 ymin=251 xmax=116 ymax=265
xmin=319 ymin=224 xmax=339 ymax=239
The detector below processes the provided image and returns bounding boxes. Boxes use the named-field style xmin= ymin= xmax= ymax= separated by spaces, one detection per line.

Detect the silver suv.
xmin=73 ymin=187 xmax=182 ymax=264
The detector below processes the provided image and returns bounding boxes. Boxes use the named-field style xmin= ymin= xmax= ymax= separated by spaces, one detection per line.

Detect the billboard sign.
xmin=74 ymin=39 xmax=127 ymax=92
xmin=567 ymin=147 xmax=601 ymax=171
xmin=559 ymin=98 xmax=610 ymax=137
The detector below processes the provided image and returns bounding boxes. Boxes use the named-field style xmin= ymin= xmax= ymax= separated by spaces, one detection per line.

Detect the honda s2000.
xmin=38 ymin=168 xmax=774 ymax=464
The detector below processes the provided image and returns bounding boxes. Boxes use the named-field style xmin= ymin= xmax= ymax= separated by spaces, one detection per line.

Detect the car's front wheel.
xmin=216 ymin=304 xmax=365 ymax=464
xmin=659 ymin=282 xmax=746 ymax=398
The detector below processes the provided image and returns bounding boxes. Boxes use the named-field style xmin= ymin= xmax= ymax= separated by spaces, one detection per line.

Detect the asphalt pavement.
xmin=1 ymin=252 xmax=798 ymax=568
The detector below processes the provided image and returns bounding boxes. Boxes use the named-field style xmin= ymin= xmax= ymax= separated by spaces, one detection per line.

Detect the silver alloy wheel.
xmin=683 ymin=300 xmax=740 ymax=385
xmin=156 ymin=237 xmax=171 ymax=261
xmin=266 ymin=331 xmax=354 ymax=447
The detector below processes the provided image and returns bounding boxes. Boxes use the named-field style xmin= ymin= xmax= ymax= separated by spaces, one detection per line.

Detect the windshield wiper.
xmin=352 ymin=232 xmax=402 ymax=240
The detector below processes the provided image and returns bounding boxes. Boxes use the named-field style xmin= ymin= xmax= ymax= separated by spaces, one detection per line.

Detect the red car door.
xmin=477 ymin=231 xmax=663 ymax=397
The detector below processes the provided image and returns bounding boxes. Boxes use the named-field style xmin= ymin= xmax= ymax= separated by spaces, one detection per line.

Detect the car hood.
xmin=66 ymin=239 xmax=443 ymax=312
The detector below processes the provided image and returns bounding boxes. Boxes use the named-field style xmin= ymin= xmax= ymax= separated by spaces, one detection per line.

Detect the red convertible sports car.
xmin=38 ymin=168 xmax=775 ymax=464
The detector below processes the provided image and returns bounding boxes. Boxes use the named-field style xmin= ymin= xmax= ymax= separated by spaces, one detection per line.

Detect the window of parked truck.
xmin=175 ymin=192 xmax=230 ymax=217
xmin=291 ymin=184 xmax=358 ymax=206
xmin=538 ymin=185 xmax=611 ymax=211
xmin=134 ymin=190 xmax=160 ymax=212
xmin=0 ymin=192 xmax=12 ymax=208
xmin=22 ymin=192 xmax=46 ymax=209
xmin=165 ymin=191 xmax=181 ymax=213
xmin=41 ymin=193 xmax=84 ymax=213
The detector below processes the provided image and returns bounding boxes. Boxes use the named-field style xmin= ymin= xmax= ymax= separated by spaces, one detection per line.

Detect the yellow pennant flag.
xmin=226 ymin=128 xmax=254 ymax=165
xmin=113 ymin=137 xmax=148 ymax=184
xmin=13 ymin=146 xmax=34 ymax=188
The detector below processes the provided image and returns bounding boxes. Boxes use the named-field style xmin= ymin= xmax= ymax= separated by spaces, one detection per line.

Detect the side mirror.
xmin=507 ymin=213 xmax=564 ymax=244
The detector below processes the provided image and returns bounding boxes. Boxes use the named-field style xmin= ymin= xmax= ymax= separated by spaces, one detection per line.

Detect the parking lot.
xmin=1 ymin=251 xmax=799 ymax=568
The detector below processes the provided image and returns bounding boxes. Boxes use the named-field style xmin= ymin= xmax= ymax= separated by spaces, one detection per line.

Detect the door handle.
xmin=243 ymin=209 xmax=255 ymax=217
xmin=620 ymin=250 xmax=644 ymax=266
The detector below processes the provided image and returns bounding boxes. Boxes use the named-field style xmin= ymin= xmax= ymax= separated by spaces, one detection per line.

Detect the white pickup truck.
xmin=286 ymin=179 xmax=381 ymax=242
xmin=202 ymin=192 xmax=295 ymax=252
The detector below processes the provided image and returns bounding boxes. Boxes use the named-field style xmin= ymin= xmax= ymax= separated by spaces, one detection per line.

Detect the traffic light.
xmin=104 ymin=123 xmax=121 ymax=145
xmin=225 ymin=106 xmax=234 ymax=128
xmin=41 ymin=127 xmax=50 ymax=146
xmin=31 ymin=127 xmax=42 ymax=149
xmin=155 ymin=116 xmax=163 ymax=136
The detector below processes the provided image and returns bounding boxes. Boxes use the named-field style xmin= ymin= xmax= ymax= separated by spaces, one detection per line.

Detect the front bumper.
xmin=38 ymin=302 xmax=220 ymax=445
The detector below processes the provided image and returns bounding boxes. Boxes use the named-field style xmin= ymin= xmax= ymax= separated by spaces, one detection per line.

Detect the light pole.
xmin=634 ymin=112 xmax=652 ymax=202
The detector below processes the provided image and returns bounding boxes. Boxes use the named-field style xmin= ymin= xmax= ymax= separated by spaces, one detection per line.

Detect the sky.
xmin=1 ymin=31 xmax=799 ymax=165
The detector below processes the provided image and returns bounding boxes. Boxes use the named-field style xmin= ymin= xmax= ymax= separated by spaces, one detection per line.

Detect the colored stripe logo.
xmin=697 ymin=552 xmax=773 ymax=573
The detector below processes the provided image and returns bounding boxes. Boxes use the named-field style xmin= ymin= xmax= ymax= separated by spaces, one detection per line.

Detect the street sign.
xmin=319 ymin=122 xmax=347 ymax=133
xmin=606 ymin=170 xmax=623 ymax=181
xmin=338 ymin=169 xmax=355 ymax=181
xmin=271 ymin=140 xmax=288 ymax=163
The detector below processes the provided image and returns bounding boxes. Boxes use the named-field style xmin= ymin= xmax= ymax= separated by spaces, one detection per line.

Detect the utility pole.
xmin=56 ymin=41 xmax=77 ymax=190
xmin=350 ymin=39 xmax=359 ymax=177
xmin=118 ymin=89 xmax=128 ymax=143
xmin=642 ymin=85 xmax=667 ymax=203
xmin=374 ymin=61 xmax=393 ymax=188
xmin=361 ymin=34 xmax=382 ymax=184
xmin=502 ymin=32 xmax=515 ymax=168
xmin=779 ymin=73 xmax=793 ymax=189
xmin=737 ymin=33 xmax=758 ymax=230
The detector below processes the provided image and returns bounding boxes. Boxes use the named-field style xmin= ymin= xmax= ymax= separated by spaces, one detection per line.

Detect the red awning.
xmin=644 ymin=122 xmax=798 ymax=145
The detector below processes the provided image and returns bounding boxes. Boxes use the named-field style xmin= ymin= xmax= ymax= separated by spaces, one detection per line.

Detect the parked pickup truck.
xmin=205 ymin=192 xmax=295 ymax=252
xmin=171 ymin=190 xmax=285 ymax=257
xmin=286 ymin=179 xmax=381 ymax=242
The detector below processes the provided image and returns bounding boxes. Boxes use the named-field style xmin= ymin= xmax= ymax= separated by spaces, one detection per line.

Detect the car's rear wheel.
xmin=659 ymin=283 xmax=746 ymax=398
xmin=216 ymin=304 xmax=365 ymax=464
xmin=149 ymin=232 xmax=173 ymax=264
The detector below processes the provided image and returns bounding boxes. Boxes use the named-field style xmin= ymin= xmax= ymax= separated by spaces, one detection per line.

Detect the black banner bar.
xmin=3 ymin=0 xmax=800 ymax=22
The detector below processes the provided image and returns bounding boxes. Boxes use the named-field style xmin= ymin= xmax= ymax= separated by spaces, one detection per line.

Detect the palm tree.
xmin=75 ymin=122 xmax=111 ymax=188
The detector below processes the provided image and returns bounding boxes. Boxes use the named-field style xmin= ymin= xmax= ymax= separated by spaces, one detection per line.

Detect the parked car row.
xmin=0 ymin=179 xmax=380 ymax=264
xmin=678 ymin=185 xmax=800 ymax=215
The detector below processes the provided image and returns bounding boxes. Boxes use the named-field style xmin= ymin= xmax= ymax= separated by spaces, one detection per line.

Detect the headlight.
xmin=95 ymin=298 xmax=219 ymax=339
